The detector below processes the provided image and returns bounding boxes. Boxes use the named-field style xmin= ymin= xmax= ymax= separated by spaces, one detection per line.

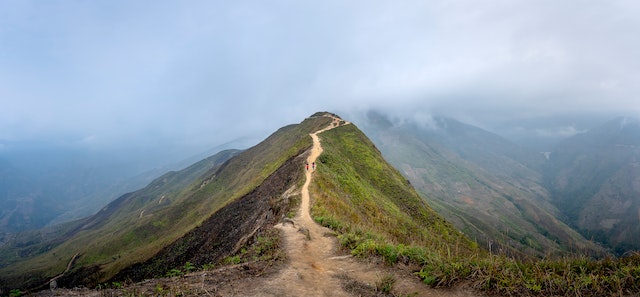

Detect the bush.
xmin=376 ymin=274 xmax=396 ymax=293
xmin=183 ymin=262 xmax=195 ymax=273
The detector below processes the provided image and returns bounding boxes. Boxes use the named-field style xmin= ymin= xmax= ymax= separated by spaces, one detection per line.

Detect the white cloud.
xmin=0 ymin=0 xmax=638 ymax=150
xmin=535 ymin=126 xmax=588 ymax=138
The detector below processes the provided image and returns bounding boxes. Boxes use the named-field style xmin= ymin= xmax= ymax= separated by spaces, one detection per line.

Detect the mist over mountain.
xmin=546 ymin=117 xmax=640 ymax=254
xmin=486 ymin=114 xmax=621 ymax=151
xmin=0 ymin=157 xmax=61 ymax=233
xmin=355 ymin=110 xmax=603 ymax=257
xmin=0 ymin=135 xmax=261 ymax=233
xmin=0 ymin=146 xmax=171 ymax=232
xmin=1 ymin=1 xmax=640 ymax=295
xmin=353 ymin=110 xmax=640 ymax=255
xmin=1 ymin=1 xmax=637 ymax=241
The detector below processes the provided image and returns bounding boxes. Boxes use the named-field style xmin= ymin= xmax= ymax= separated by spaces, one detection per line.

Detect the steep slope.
xmin=358 ymin=111 xmax=603 ymax=257
xmin=310 ymin=120 xmax=476 ymax=257
xmin=0 ymin=114 xmax=333 ymax=291
xmin=0 ymin=149 xmax=240 ymax=289
xmin=547 ymin=117 xmax=640 ymax=254
xmin=228 ymin=115 xmax=476 ymax=297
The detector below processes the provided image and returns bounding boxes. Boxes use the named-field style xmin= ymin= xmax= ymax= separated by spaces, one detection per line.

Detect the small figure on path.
xmin=312 ymin=162 xmax=316 ymax=170
xmin=306 ymin=163 xmax=309 ymax=171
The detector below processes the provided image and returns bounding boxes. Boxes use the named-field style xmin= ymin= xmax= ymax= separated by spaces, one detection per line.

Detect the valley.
xmin=359 ymin=112 xmax=640 ymax=256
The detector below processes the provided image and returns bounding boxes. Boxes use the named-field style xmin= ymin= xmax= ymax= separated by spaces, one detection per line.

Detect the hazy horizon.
xmin=2 ymin=1 xmax=639 ymax=156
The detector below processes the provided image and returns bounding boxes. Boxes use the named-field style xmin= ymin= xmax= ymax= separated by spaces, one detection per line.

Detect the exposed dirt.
xmin=224 ymin=116 xmax=479 ymax=297
xmin=32 ymin=115 xmax=481 ymax=296
xmin=243 ymin=117 xmax=356 ymax=297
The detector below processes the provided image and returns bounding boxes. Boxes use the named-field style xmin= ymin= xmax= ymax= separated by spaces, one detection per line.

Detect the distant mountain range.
xmin=359 ymin=111 xmax=639 ymax=256
xmin=0 ymin=157 xmax=61 ymax=233
xmin=545 ymin=117 xmax=640 ymax=254
xmin=0 ymin=137 xmax=260 ymax=233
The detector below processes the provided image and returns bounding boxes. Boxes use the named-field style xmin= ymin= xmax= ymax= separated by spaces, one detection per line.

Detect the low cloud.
xmin=0 ymin=1 xmax=638 ymax=154
xmin=535 ymin=126 xmax=588 ymax=138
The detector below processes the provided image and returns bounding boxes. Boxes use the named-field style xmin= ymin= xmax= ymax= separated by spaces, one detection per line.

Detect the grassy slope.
xmin=386 ymin=132 xmax=602 ymax=257
xmin=0 ymin=150 xmax=240 ymax=288
xmin=0 ymin=115 xmax=333 ymax=290
xmin=359 ymin=114 xmax=605 ymax=258
xmin=310 ymin=123 xmax=476 ymax=259
xmin=309 ymin=122 xmax=640 ymax=297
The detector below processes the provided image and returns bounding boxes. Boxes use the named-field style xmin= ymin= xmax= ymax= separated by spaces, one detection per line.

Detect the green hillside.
xmin=358 ymin=112 xmax=604 ymax=257
xmin=0 ymin=149 xmax=239 ymax=289
xmin=310 ymin=122 xmax=477 ymax=265
xmin=308 ymin=116 xmax=640 ymax=297
xmin=0 ymin=114 xmax=333 ymax=291
xmin=3 ymin=112 xmax=639 ymax=297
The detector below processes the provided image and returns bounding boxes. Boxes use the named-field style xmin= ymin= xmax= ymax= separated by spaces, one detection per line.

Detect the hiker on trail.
xmin=306 ymin=163 xmax=309 ymax=171
xmin=312 ymin=162 xmax=316 ymax=170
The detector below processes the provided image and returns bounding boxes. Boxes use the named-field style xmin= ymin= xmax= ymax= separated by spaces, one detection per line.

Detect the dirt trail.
xmin=37 ymin=115 xmax=479 ymax=297
xmin=243 ymin=115 xmax=478 ymax=297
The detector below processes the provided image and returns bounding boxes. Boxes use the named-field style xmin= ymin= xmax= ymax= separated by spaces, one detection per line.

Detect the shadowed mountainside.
xmin=358 ymin=111 xmax=604 ymax=257
xmin=546 ymin=117 xmax=640 ymax=254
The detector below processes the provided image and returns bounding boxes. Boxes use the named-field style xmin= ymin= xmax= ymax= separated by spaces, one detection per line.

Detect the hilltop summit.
xmin=0 ymin=113 xmax=471 ymax=296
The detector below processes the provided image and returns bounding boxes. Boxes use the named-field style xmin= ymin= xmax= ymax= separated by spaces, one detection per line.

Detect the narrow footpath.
xmin=35 ymin=114 xmax=479 ymax=297
xmin=245 ymin=115 xmax=477 ymax=297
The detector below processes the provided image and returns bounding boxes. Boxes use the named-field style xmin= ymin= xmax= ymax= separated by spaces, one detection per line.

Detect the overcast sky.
xmin=1 ymin=0 xmax=639 ymax=153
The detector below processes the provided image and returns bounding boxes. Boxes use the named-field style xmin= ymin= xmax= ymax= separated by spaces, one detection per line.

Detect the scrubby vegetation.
xmin=311 ymin=123 xmax=640 ymax=296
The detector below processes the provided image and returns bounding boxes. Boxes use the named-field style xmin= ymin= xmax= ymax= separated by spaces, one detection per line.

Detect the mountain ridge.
xmin=2 ymin=112 xmax=640 ymax=297
xmin=358 ymin=111 xmax=605 ymax=257
xmin=0 ymin=114 xmax=334 ymax=290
